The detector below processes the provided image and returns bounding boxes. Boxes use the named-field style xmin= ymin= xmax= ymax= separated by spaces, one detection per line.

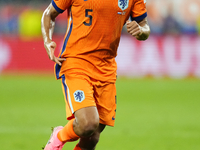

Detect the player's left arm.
xmin=126 ymin=17 xmax=150 ymax=41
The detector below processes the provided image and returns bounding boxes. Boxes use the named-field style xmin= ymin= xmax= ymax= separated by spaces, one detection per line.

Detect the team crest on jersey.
xmin=118 ymin=0 xmax=129 ymax=11
xmin=73 ymin=90 xmax=85 ymax=103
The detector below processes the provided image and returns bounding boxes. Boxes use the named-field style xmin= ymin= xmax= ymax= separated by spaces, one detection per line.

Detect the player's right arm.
xmin=41 ymin=3 xmax=66 ymax=66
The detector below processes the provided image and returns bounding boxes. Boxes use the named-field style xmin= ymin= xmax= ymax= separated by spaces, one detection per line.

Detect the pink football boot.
xmin=43 ymin=126 xmax=65 ymax=150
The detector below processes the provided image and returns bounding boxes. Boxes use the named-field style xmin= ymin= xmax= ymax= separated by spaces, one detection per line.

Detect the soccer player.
xmin=41 ymin=0 xmax=150 ymax=149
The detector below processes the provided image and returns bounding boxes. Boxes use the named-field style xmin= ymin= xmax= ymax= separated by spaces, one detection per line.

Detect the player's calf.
xmin=77 ymin=124 xmax=106 ymax=150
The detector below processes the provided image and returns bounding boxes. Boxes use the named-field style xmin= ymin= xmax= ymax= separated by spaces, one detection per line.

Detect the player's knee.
xmin=79 ymin=118 xmax=99 ymax=137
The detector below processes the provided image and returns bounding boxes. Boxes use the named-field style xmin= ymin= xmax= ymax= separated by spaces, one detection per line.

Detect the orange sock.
xmin=73 ymin=143 xmax=82 ymax=150
xmin=57 ymin=119 xmax=80 ymax=142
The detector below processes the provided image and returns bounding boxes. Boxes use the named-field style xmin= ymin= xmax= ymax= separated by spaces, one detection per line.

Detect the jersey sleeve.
xmin=130 ymin=0 xmax=147 ymax=22
xmin=52 ymin=0 xmax=72 ymax=13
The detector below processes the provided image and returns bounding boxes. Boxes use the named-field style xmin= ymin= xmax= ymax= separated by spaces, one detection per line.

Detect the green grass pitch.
xmin=0 ymin=74 xmax=200 ymax=150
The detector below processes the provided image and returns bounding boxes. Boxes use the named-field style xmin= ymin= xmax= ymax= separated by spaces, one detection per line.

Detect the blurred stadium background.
xmin=0 ymin=0 xmax=200 ymax=77
xmin=117 ymin=0 xmax=200 ymax=78
xmin=0 ymin=0 xmax=200 ymax=150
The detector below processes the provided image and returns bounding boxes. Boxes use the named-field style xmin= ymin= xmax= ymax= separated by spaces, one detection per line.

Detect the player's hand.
xmin=126 ymin=20 xmax=142 ymax=37
xmin=44 ymin=41 xmax=66 ymax=66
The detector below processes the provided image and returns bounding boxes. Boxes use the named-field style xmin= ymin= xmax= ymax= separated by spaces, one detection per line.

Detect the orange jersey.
xmin=53 ymin=0 xmax=147 ymax=82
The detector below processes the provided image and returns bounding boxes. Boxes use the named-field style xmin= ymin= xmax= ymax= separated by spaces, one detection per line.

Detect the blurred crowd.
xmin=146 ymin=0 xmax=200 ymax=35
xmin=0 ymin=0 xmax=200 ymax=37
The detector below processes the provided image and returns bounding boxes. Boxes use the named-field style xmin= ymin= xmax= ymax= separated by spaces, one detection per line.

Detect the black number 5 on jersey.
xmin=83 ymin=9 xmax=93 ymax=26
